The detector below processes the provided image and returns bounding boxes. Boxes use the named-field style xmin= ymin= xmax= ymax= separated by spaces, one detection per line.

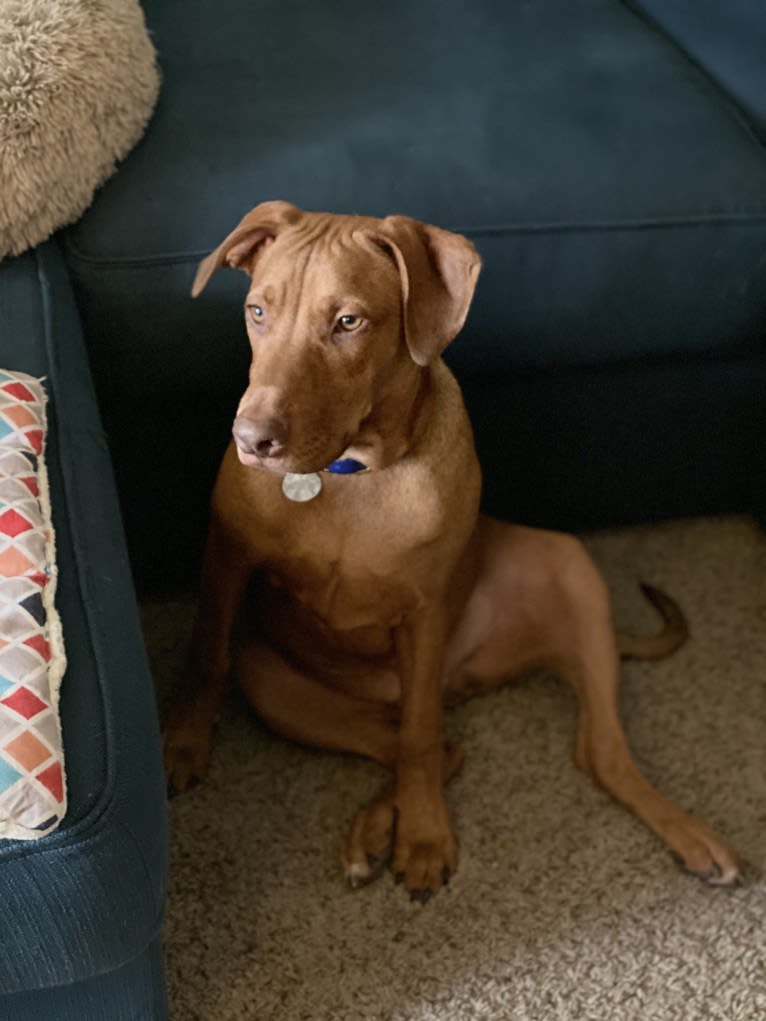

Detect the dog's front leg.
xmin=392 ymin=603 xmax=457 ymax=900
xmin=163 ymin=519 xmax=254 ymax=793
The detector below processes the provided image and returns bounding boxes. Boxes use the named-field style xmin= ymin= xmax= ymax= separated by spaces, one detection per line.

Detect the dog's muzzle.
xmin=232 ymin=414 xmax=288 ymax=461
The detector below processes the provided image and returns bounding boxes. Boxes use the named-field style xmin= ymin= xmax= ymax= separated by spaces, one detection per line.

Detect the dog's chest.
xmin=257 ymin=479 xmax=444 ymax=630
xmin=268 ymin=555 xmax=409 ymax=631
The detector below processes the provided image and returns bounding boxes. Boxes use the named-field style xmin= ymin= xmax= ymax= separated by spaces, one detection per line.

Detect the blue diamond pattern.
xmin=0 ymin=756 xmax=22 ymax=794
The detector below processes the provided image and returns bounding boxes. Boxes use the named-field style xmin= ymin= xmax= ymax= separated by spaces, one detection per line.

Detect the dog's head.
xmin=193 ymin=201 xmax=481 ymax=474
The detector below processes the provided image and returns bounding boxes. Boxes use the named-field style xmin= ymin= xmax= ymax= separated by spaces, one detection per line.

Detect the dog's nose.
xmin=232 ymin=415 xmax=288 ymax=459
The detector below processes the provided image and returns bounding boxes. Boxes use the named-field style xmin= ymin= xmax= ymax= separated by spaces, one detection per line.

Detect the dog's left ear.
xmin=191 ymin=200 xmax=303 ymax=297
xmin=375 ymin=216 xmax=482 ymax=366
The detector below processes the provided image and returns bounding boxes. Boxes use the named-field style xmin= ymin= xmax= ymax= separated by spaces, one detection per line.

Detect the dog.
xmin=163 ymin=201 xmax=740 ymax=899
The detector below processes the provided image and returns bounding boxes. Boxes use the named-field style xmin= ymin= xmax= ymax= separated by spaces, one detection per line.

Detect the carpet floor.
xmin=141 ymin=515 xmax=766 ymax=1021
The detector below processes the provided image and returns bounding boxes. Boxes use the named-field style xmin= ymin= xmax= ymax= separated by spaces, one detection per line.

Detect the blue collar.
xmin=325 ymin=458 xmax=367 ymax=475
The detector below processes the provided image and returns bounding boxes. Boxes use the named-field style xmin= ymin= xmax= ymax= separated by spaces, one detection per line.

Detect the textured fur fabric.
xmin=0 ymin=0 xmax=160 ymax=259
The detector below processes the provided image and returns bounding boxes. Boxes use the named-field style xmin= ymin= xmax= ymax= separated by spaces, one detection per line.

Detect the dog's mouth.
xmin=234 ymin=441 xmax=351 ymax=476
xmin=235 ymin=447 xmax=285 ymax=473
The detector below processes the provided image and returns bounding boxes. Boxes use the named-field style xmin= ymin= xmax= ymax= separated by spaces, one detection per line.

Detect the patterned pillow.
xmin=0 ymin=371 xmax=67 ymax=839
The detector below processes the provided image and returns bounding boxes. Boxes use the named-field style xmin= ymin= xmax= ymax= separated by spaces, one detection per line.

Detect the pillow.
xmin=0 ymin=0 xmax=160 ymax=259
xmin=0 ymin=371 xmax=67 ymax=839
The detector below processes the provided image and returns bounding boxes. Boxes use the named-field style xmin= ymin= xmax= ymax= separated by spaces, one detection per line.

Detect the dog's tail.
xmin=616 ymin=583 xmax=689 ymax=661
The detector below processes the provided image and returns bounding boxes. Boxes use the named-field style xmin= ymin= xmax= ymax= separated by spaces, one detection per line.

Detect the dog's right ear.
xmin=191 ymin=200 xmax=303 ymax=297
xmin=373 ymin=216 xmax=482 ymax=366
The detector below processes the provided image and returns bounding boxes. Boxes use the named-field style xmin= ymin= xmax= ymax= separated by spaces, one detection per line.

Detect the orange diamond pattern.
xmin=5 ymin=731 xmax=50 ymax=772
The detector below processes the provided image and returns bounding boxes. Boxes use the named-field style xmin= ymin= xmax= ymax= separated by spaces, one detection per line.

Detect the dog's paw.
xmin=162 ymin=715 xmax=213 ymax=796
xmin=341 ymin=785 xmax=396 ymax=888
xmin=669 ymin=819 xmax=741 ymax=886
xmin=341 ymin=742 xmax=465 ymax=893
xmin=391 ymin=801 xmax=458 ymax=901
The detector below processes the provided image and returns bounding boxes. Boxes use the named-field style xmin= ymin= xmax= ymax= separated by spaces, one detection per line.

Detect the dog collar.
xmin=281 ymin=458 xmax=367 ymax=502
xmin=325 ymin=458 xmax=367 ymax=475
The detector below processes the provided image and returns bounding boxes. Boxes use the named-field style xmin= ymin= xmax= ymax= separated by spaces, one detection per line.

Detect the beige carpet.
xmin=141 ymin=515 xmax=766 ymax=1021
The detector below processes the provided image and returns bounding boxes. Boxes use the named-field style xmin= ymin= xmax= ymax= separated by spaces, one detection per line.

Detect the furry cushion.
xmin=0 ymin=0 xmax=160 ymax=259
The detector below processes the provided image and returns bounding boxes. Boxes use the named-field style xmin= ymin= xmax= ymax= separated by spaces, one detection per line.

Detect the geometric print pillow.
xmin=0 ymin=370 xmax=67 ymax=839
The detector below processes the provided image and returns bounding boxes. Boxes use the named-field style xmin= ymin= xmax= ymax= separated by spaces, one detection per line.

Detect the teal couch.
xmin=1 ymin=2 xmax=764 ymax=1017
xmin=64 ymin=0 xmax=766 ymax=591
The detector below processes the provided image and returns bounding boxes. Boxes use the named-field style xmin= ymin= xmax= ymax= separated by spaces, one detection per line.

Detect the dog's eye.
xmin=248 ymin=304 xmax=264 ymax=322
xmin=337 ymin=314 xmax=362 ymax=332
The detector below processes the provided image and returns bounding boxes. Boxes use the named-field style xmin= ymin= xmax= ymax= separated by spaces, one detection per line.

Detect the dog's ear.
xmin=191 ymin=201 xmax=303 ymax=297
xmin=375 ymin=217 xmax=482 ymax=366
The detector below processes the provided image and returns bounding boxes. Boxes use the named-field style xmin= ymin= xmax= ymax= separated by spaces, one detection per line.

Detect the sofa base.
xmin=3 ymin=936 xmax=167 ymax=1021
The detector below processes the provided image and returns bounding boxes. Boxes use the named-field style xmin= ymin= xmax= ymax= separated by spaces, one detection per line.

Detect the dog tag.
xmin=282 ymin=472 xmax=322 ymax=503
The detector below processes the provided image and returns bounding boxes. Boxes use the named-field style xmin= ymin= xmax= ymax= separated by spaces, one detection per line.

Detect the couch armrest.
xmin=0 ymin=242 xmax=168 ymax=1013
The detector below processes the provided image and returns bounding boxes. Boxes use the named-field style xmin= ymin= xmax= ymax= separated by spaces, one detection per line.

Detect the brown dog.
xmin=163 ymin=201 xmax=739 ymax=898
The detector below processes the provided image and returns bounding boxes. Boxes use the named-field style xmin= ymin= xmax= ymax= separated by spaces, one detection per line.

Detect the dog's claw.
xmin=702 ymin=861 xmax=723 ymax=881
xmin=671 ymin=850 xmax=741 ymax=886
xmin=693 ymin=860 xmax=739 ymax=886
xmin=166 ymin=772 xmax=200 ymax=799
xmin=409 ymin=888 xmax=432 ymax=905
xmin=345 ymin=854 xmax=388 ymax=890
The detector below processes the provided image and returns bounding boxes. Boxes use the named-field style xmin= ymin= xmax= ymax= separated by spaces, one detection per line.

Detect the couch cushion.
xmin=0 ymin=244 xmax=167 ymax=994
xmin=66 ymin=0 xmax=766 ymax=368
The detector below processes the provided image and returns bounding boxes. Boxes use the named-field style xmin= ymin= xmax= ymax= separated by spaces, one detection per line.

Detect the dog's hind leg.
xmin=451 ymin=518 xmax=740 ymax=884
xmin=237 ymin=638 xmax=401 ymax=763
xmin=553 ymin=554 xmax=741 ymax=885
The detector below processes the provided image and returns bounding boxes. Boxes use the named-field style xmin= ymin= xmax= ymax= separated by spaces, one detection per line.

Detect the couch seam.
xmin=451 ymin=345 xmax=766 ymax=382
xmin=62 ymin=213 xmax=766 ymax=269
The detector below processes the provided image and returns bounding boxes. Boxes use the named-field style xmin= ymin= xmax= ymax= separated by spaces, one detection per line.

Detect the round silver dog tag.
xmin=282 ymin=472 xmax=322 ymax=503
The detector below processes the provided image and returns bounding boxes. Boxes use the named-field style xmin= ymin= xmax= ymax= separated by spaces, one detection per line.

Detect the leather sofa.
xmin=2 ymin=1 xmax=763 ymax=1017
